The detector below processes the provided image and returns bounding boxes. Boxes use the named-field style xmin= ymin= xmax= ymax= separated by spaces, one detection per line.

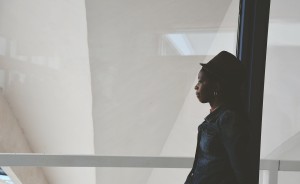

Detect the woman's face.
xmin=195 ymin=70 xmax=215 ymax=103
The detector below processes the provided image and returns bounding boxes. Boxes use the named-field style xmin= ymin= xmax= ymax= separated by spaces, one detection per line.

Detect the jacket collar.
xmin=204 ymin=105 xmax=226 ymax=123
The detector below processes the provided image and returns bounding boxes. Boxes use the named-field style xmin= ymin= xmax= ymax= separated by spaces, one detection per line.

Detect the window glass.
xmin=261 ymin=0 xmax=300 ymax=183
xmin=87 ymin=0 xmax=240 ymax=157
xmin=0 ymin=0 xmax=241 ymax=183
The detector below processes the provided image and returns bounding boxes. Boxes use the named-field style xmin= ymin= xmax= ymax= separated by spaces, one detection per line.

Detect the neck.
xmin=209 ymin=98 xmax=224 ymax=112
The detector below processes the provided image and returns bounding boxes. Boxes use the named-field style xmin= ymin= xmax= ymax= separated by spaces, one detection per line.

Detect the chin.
xmin=197 ymin=97 xmax=207 ymax=103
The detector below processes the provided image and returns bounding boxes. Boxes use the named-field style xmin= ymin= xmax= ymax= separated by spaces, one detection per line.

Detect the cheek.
xmin=198 ymin=84 xmax=213 ymax=100
xmin=199 ymin=84 xmax=209 ymax=95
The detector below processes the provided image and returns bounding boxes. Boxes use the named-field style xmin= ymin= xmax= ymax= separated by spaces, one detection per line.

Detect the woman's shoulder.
xmin=220 ymin=108 xmax=239 ymax=119
xmin=217 ymin=106 xmax=248 ymax=127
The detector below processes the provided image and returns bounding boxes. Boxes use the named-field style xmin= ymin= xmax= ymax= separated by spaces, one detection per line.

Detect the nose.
xmin=194 ymin=84 xmax=199 ymax=90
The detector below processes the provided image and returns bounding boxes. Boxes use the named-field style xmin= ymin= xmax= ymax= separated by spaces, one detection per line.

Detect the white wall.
xmin=85 ymin=0 xmax=238 ymax=183
xmin=260 ymin=0 xmax=300 ymax=161
xmin=259 ymin=0 xmax=300 ymax=183
xmin=1 ymin=0 xmax=299 ymax=183
xmin=0 ymin=0 xmax=95 ymax=183
xmin=146 ymin=1 xmax=239 ymax=183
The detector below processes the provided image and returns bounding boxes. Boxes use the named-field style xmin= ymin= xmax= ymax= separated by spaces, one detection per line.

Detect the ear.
xmin=215 ymin=82 xmax=222 ymax=93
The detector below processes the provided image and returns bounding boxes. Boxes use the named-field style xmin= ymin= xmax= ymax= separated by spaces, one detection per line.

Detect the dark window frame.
xmin=237 ymin=0 xmax=271 ymax=183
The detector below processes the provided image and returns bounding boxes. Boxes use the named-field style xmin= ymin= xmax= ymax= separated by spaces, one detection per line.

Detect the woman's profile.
xmin=185 ymin=51 xmax=251 ymax=184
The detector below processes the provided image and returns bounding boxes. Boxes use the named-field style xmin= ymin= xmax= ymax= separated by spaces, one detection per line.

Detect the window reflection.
xmin=0 ymin=168 xmax=14 ymax=184
xmin=161 ymin=31 xmax=236 ymax=56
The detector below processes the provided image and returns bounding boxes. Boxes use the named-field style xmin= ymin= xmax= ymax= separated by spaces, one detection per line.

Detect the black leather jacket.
xmin=185 ymin=105 xmax=251 ymax=184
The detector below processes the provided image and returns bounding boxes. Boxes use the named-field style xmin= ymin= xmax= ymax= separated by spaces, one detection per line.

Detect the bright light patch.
xmin=0 ymin=168 xmax=14 ymax=184
xmin=0 ymin=175 xmax=14 ymax=184
xmin=162 ymin=31 xmax=237 ymax=56
xmin=166 ymin=34 xmax=195 ymax=55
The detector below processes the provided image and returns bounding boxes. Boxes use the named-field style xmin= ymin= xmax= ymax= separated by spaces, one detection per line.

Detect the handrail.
xmin=0 ymin=154 xmax=299 ymax=171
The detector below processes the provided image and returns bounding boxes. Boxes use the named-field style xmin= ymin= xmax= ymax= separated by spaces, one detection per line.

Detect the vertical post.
xmin=262 ymin=170 xmax=278 ymax=184
xmin=237 ymin=0 xmax=271 ymax=183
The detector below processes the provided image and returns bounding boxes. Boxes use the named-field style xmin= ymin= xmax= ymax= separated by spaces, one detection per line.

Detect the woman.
xmin=185 ymin=51 xmax=251 ymax=184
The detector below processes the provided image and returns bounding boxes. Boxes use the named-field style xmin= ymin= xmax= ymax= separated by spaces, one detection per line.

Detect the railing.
xmin=0 ymin=154 xmax=299 ymax=184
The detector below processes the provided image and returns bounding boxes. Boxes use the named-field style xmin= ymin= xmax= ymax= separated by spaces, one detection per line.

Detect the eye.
xmin=198 ymin=79 xmax=203 ymax=84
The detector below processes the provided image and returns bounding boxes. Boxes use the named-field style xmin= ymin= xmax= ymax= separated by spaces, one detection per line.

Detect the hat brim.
xmin=199 ymin=63 xmax=211 ymax=73
xmin=199 ymin=63 xmax=222 ymax=80
xmin=199 ymin=63 xmax=207 ymax=70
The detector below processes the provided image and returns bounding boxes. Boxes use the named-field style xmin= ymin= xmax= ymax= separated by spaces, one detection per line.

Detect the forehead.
xmin=198 ymin=70 xmax=208 ymax=79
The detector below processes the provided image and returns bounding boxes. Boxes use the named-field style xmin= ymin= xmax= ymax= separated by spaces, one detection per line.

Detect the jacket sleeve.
xmin=218 ymin=110 xmax=252 ymax=184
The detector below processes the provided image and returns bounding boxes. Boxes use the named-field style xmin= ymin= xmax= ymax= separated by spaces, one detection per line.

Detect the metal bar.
xmin=259 ymin=159 xmax=279 ymax=171
xmin=0 ymin=154 xmax=284 ymax=171
xmin=0 ymin=154 xmax=193 ymax=168
xmin=279 ymin=160 xmax=300 ymax=171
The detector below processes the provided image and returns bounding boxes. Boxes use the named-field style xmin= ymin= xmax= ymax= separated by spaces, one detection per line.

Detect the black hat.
xmin=200 ymin=51 xmax=245 ymax=85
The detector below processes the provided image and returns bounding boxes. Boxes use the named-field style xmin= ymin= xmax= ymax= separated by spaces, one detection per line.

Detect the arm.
xmin=218 ymin=110 xmax=252 ymax=184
